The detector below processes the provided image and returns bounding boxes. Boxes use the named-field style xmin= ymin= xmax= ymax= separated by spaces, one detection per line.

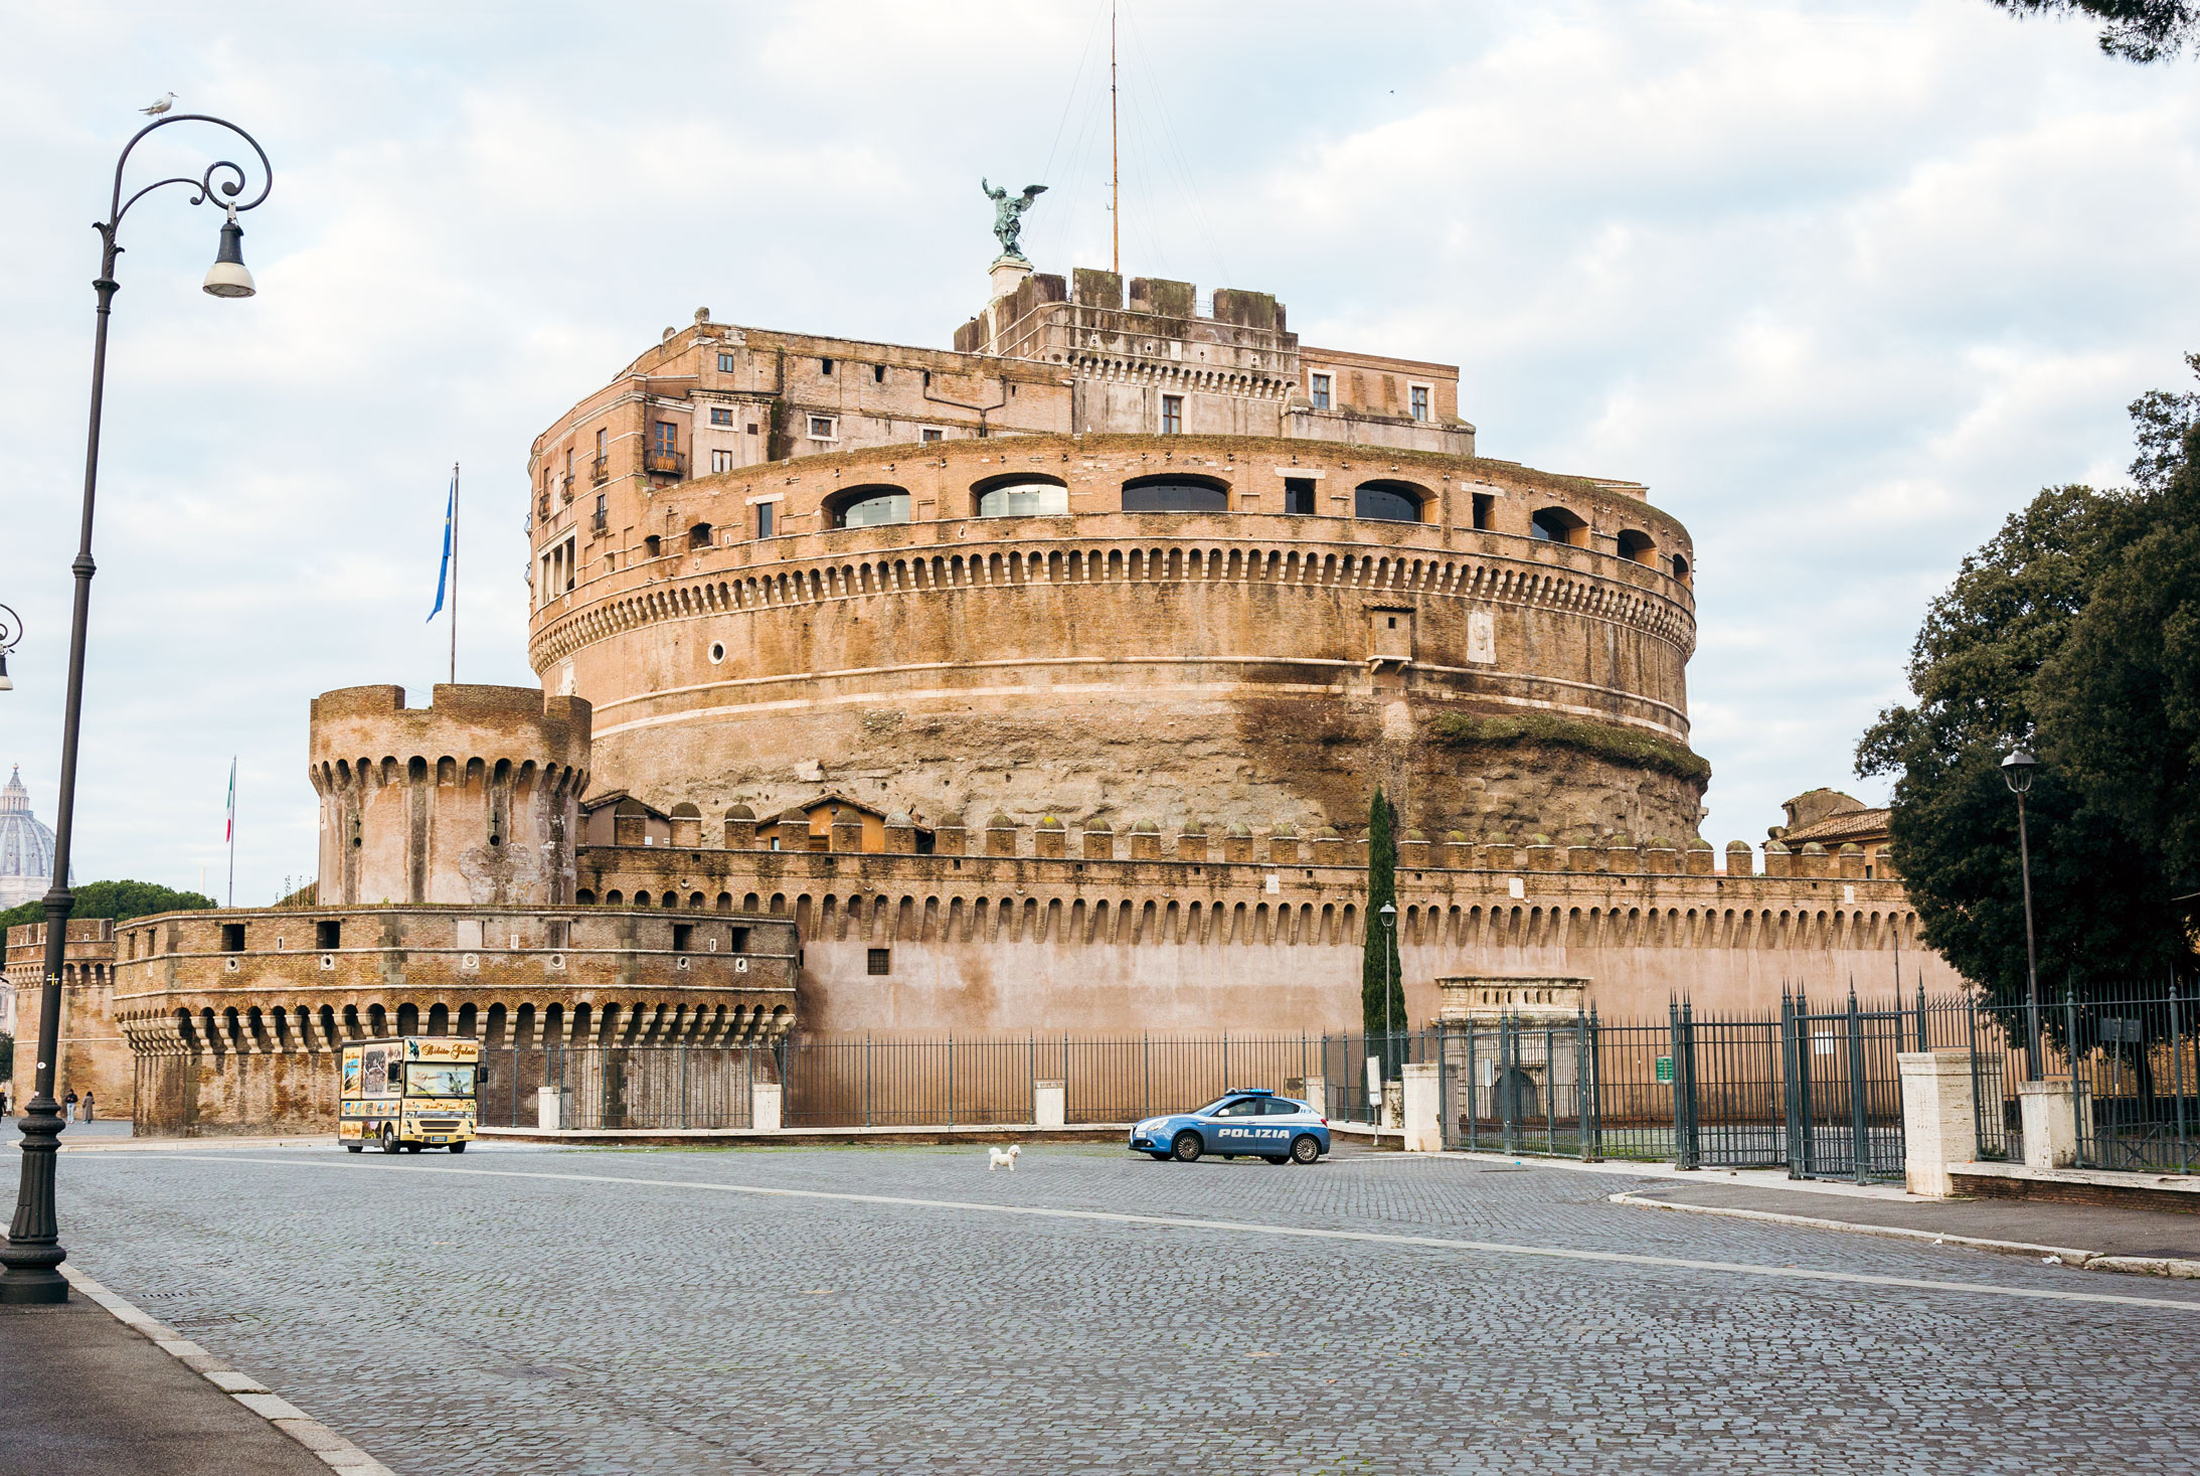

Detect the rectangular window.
xmin=821 ymin=357 xmax=834 ymax=375
xmin=672 ymin=923 xmax=693 ymax=952
xmin=595 ymin=428 xmax=606 ymax=456
xmin=873 ymin=364 xmax=887 ymax=383
xmin=653 ymin=421 xmax=676 ymax=456
xmin=867 ymin=947 xmax=892 ymax=976
xmin=316 ymin=919 xmax=341 ymax=950
xmin=1472 ymin=492 xmax=1494 ymax=530
xmin=221 ymin=923 xmax=246 ymax=953
xmin=1160 ymin=395 xmax=1183 ymax=434
xmin=1410 ymin=385 xmax=1431 ymax=421
xmin=710 ymin=406 xmax=734 ymax=426
xmin=711 ymin=448 xmax=736 ymax=473
xmin=921 ymin=427 xmax=944 ymax=443
xmin=747 ymin=423 xmax=759 ymax=436
xmin=808 ymin=415 xmax=836 ymax=440
xmin=757 ymin=502 xmax=775 ymax=539
xmin=1283 ymin=476 xmax=1317 ymax=515
xmin=1310 ymin=373 xmax=1331 ymax=410
xmin=718 ymin=352 xmax=736 ymax=372
xmin=729 ymin=926 xmax=751 ymax=953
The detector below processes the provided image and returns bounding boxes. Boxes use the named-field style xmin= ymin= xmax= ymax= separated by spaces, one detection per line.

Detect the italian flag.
xmin=225 ymin=758 xmax=236 ymax=843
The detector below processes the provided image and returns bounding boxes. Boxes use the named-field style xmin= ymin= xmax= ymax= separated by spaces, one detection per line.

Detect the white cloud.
xmin=0 ymin=0 xmax=2194 ymax=901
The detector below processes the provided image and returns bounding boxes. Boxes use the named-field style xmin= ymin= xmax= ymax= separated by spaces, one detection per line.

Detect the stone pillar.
xmin=1033 ymin=1079 xmax=1066 ymax=1128
xmin=831 ymin=813 xmax=864 ymax=853
xmin=752 ymin=1081 xmax=783 ymax=1133
xmin=1402 ymin=1062 xmax=1442 ymax=1153
xmin=985 ymin=816 xmax=1018 ymax=857
xmin=1285 ymin=1075 xmax=1326 ymax=1112
xmin=1382 ymin=1079 xmax=1404 ymax=1129
xmin=2019 ymin=1078 xmax=2084 ymax=1169
xmin=1896 ymin=1049 xmax=1976 ymax=1199
xmin=724 ymin=805 xmax=758 ymax=849
xmin=535 ymin=1085 xmax=567 ymax=1130
xmin=1034 ymin=819 xmax=1067 ymax=859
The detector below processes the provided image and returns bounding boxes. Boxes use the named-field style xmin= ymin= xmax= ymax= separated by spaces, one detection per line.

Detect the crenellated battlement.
xmin=309 ymin=684 xmax=592 ymax=909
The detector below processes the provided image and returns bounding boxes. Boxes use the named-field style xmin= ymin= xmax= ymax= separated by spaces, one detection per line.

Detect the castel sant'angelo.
xmin=9 ymin=217 xmax=1961 ymax=1132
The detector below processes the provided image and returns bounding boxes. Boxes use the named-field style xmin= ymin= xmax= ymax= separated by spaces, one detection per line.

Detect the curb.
xmin=60 ymin=1264 xmax=396 ymax=1474
xmin=1609 ymin=1190 xmax=2200 ymax=1280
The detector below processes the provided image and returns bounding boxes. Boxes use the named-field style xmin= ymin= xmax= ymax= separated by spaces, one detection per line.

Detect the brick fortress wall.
xmin=580 ymin=815 xmax=1957 ymax=1036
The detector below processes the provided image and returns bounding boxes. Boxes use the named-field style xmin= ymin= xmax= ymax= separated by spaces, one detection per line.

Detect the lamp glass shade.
xmin=1379 ymin=902 xmax=1396 ymax=924
xmin=0 ymin=653 xmax=11 ymax=691
xmin=2001 ymin=748 xmax=2038 ymax=794
xmin=203 ymin=218 xmax=256 ymax=299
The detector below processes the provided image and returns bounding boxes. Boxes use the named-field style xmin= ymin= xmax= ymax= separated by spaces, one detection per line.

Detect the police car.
xmin=1128 ymin=1088 xmax=1331 ymax=1165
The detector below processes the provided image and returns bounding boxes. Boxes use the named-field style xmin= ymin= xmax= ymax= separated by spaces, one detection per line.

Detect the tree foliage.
xmin=1361 ymin=787 xmax=1406 ymax=1048
xmin=1859 ymin=372 xmax=2200 ymax=1003
xmin=1986 ymin=1 xmax=2199 ymax=62
xmin=0 ymin=879 xmax=216 ymax=936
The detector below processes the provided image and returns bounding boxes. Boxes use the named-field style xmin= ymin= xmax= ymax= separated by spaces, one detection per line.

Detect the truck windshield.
xmin=404 ymin=1064 xmax=477 ymax=1098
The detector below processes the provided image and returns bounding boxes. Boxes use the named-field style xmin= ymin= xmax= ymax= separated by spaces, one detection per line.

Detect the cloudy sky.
xmin=1 ymin=0 xmax=2194 ymax=905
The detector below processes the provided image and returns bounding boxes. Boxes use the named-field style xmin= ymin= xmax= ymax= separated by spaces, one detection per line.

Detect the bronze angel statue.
xmin=982 ymin=179 xmax=1047 ymax=260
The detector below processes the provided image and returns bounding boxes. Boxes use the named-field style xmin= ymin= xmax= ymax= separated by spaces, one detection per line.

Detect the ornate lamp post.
xmin=2001 ymin=749 xmax=2043 ymax=1082
xmin=0 ymin=115 xmax=271 ymax=1305
xmin=0 ymin=604 xmax=20 ymax=691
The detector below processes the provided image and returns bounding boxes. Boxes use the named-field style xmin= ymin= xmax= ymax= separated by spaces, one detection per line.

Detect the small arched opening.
xmin=688 ymin=522 xmax=713 ymax=550
xmin=825 ymin=484 xmax=912 ymax=529
xmin=1616 ymin=529 xmax=1656 ymax=564
xmin=973 ymin=473 xmax=1070 ymax=518
xmin=1353 ymin=479 xmax=1427 ymax=523
xmin=1122 ymin=473 xmax=1229 ymax=513
xmin=1530 ymin=506 xmax=1589 ymax=547
xmin=1672 ymin=552 xmax=1692 ymax=586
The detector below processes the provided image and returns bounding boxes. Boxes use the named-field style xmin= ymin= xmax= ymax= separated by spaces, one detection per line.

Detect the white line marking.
xmin=80 ymin=1152 xmax=2200 ymax=1314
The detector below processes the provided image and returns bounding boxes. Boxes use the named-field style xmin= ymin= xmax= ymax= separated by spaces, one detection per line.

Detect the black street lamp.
xmin=0 ymin=604 xmax=20 ymax=691
xmin=0 ymin=115 xmax=270 ymax=1305
xmin=2001 ymin=748 xmax=2043 ymax=1082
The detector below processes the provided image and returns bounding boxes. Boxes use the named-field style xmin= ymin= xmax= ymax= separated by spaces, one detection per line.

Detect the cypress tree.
xmin=1361 ymin=787 xmax=1406 ymax=1055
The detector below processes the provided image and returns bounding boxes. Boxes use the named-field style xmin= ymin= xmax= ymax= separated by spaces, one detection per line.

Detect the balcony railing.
xmin=644 ymin=449 xmax=686 ymax=479
xmin=591 ymin=510 xmax=608 ymax=535
xmin=591 ymin=455 xmax=610 ymax=486
xmin=559 ymin=474 xmax=575 ymax=503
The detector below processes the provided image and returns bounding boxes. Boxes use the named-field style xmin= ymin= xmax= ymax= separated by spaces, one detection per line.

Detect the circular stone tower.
xmin=309 ymin=685 xmax=591 ymax=907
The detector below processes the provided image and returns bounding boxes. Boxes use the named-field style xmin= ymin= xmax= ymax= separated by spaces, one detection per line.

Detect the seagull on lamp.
xmin=140 ymin=92 xmax=178 ymax=117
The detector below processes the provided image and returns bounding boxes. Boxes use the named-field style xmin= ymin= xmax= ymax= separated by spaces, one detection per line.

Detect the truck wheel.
xmin=380 ymin=1126 xmax=399 ymax=1155
xmin=404 ymin=1141 xmax=423 ymax=1154
xmin=1171 ymin=1130 xmax=1203 ymax=1163
xmin=1290 ymin=1134 xmax=1322 ymax=1165
xmin=449 ymin=1142 xmax=467 ymax=1154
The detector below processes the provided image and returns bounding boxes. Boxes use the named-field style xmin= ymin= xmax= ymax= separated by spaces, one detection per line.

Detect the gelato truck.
xmin=340 ymin=1036 xmax=480 ymax=1153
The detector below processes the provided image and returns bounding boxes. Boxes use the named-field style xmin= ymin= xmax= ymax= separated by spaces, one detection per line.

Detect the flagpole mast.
xmin=226 ymin=756 xmax=236 ymax=909
xmin=1110 ymin=1 xmax=1120 ymax=277
xmin=449 ymin=462 xmax=459 ymax=686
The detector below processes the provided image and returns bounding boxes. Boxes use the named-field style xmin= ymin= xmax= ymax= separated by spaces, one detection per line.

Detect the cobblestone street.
xmin=28 ymin=1141 xmax=2200 ymax=1475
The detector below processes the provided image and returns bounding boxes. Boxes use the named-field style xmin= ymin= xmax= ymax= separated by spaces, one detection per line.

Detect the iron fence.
xmin=467 ymin=989 xmax=2194 ymax=1181
xmin=1974 ymin=985 xmax=2198 ymax=1174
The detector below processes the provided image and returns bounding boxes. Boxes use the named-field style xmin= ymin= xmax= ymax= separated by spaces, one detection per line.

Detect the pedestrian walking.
xmin=81 ymin=1091 xmax=95 ymax=1123
xmin=63 ymin=1089 xmax=77 ymax=1123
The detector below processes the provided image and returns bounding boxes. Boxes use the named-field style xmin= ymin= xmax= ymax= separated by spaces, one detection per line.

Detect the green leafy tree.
xmin=1361 ymin=787 xmax=1406 ymax=1051
xmin=0 ymin=879 xmax=216 ymax=936
xmin=1985 ymin=1 xmax=2199 ymax=63
xmin=1859 ymin=415 xmax=2200 ymax=1001
xmin=2037 ymin=417 xmax=2200 ymax=908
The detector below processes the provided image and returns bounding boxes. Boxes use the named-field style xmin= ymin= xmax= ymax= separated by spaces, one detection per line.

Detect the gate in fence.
xmin=1432 ymin=989 xmax=1966 ymax=1182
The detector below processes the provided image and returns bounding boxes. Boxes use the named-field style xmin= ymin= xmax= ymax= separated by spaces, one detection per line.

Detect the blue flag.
xmin=427 ymin=474 xmax=455 ymax=622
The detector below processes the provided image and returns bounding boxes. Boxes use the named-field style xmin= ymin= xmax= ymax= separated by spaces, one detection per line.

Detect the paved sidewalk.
xmin=0 ymin=1295 xmax=330 ymax=1476
xmin=1621 ymin=1178 xmax=2200 ymax=1262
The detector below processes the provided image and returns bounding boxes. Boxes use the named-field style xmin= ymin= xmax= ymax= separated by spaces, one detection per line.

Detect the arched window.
xmin=1121 ymin=474 xmax=1228 ymax=513
xmin=1354 ymin=480 xmax=1425 ymax=523
xmin=688 ymin=522 xmax=713 ymax=550
xmin=973 ymin=475 xmax=1069 ymax=517
xmin=1672 ymin=552 xmax=1692 ymax=586
xmin=1616 ymin=529 xmax=1655 ymax=564
xmin=826 ymin=485 xmax=911 ymax=529
xmin=643 ymin=534 xmax=663 ymax=558
xmin=1530 ymin=507 xmax=1588 ymax=546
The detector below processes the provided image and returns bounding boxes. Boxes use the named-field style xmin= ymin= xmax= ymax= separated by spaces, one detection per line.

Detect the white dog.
xmin=987 ymin=1144 xmax=1021 ymax=1172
